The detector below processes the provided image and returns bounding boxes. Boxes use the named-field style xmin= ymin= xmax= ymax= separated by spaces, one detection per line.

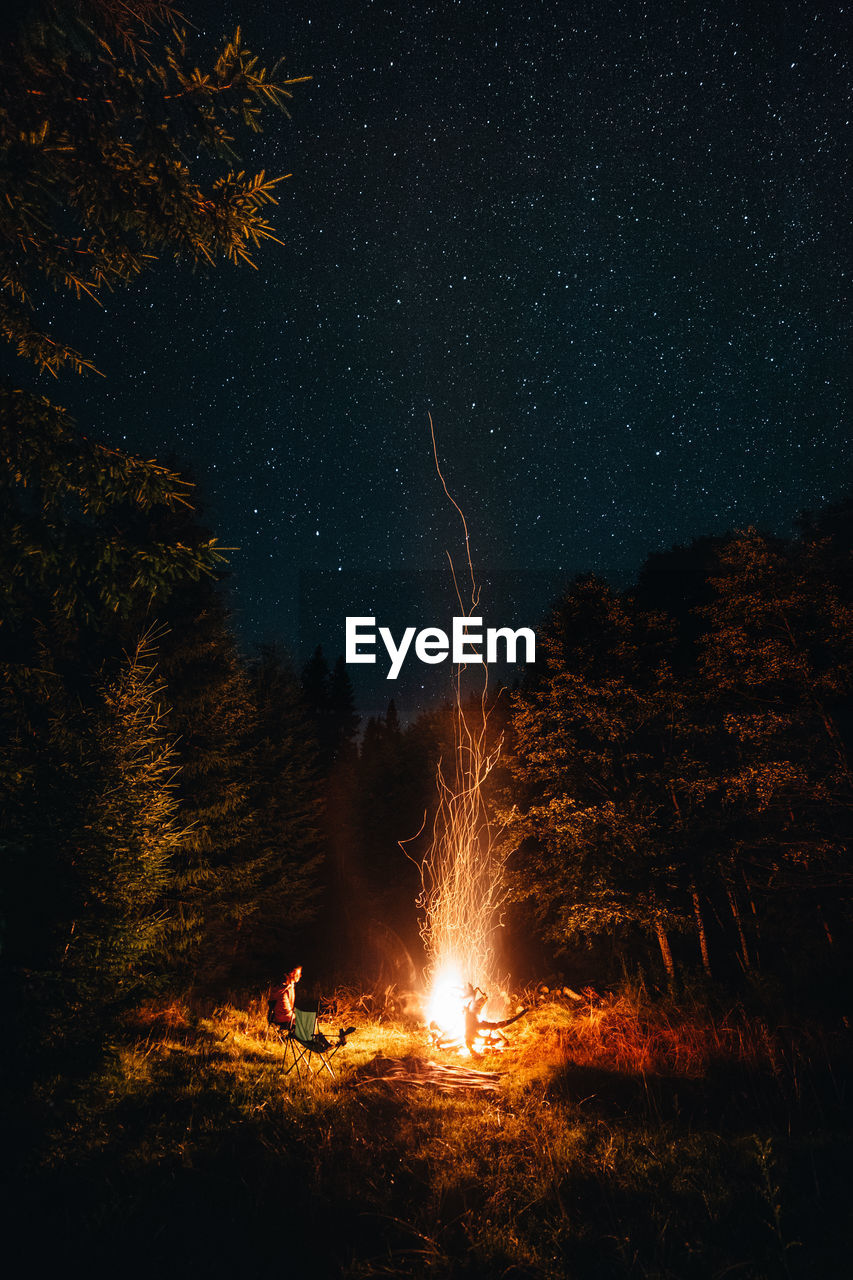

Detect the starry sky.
xmin=34 ymin=1 xmax=853 ymax=716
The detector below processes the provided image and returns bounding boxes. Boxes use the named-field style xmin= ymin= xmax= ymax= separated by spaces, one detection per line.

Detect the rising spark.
xmin=413 ymin=415 xmax=511 ymax=1038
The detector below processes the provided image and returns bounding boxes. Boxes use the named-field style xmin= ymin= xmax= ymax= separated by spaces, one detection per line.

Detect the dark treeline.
xmin=0 ymin=0 xmax=321 ymax=1076
xmin=498 ymin=509 xmax=853 ymax=1004
xmin=0 ymin=417 xmax=327 ymax=1071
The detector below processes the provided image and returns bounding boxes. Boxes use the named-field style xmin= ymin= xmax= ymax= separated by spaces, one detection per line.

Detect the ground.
xmin=8 ymin=989 xmax=851 ymax=1278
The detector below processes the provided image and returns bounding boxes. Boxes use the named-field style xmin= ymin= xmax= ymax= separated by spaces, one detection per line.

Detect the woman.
xmin=270 ymin=964 xmax=302 ymax=1031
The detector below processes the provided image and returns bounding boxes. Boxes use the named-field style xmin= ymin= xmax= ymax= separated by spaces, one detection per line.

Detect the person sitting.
xmin=269 ymin=964 xmax=302 ymax=1033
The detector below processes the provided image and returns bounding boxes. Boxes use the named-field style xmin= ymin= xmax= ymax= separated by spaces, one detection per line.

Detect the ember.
xmin=414 ymin=418 xmax=512 ymax=1050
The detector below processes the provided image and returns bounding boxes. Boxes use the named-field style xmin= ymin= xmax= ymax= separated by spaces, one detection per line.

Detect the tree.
xmin=301 ymin=646 xmax=333 ymax=767
xmin=0 ymin=2 xmax=309 ymax=1037
xmin=243 ymin=645 xmax=324 ymax=978
xmin=697 ymin=528 xmax=853 ymax=968
xmin=0 ymin=1 xmax=308 ymax=377
xmin=69 ymin=632 xmax=182 ymax=1008
xmin=329 ymin=655 xmax=361 ymax=762
xmin=1 ymin=631 xmax=183 ymax=1062
xmin=0 ymin=387 xmax=226 ymax=640
xmin=301 ymin=648 xmax=360 ymax=771
xmin=1 ymin=0 xmax=306 ymax=635
xmin=499 ymin=578 xmax=691 ymax=982
xmin=156 ymin=598 xmax=258 ymax=980
xmin=499 ymin=524 xmax=853 ymax=991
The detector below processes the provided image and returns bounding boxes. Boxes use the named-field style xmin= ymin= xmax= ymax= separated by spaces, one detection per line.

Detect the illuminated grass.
xmin=9 ymin=989 xmax=851 ymax=1277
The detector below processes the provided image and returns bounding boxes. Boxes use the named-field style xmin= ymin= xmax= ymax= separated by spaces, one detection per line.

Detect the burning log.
xmin=428 ymin=982 xmax=528 ymax=1056
xmin=465 ymin=994 xmax=528 ymax=1056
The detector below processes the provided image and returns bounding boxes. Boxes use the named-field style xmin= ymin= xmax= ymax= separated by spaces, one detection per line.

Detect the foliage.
xmin=65 ymin=630 xmax=182 ymax=1000
xmin=0 ymin=386 xmax=226 ymax=629
xmin=1 ymin=631 xmax=182 ymax=1055
xmin=151 ymin=605 xmax=324 ymax=986
xmin=156 ymin=599 xmax=258 ymax=978
xmin=499 ymin=577 xmax=690 ymax=974
xmin=501 ymin=521 xmax=853 ymax=989
xmin=0 ymin=3 xmax=313 ymax=1055
xmin=695 ymin=528 xmax=853 ymax=968
xmin=0 ymin=0 xmax=308 ymax=377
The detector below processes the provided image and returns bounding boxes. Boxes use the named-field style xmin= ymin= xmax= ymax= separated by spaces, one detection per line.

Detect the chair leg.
xmin=315 ymin=1052 xmax=335 ymax=1079
xmin=284 ymin=1040 xmax=316 ymax=1079
xmin=322 ymin=1043 xmax=345 ymax=1078
xmin=284 ymin=1039 xmax=343 ymax=1082
xmin=283 ymin=1038 xmax=301 ymax=1077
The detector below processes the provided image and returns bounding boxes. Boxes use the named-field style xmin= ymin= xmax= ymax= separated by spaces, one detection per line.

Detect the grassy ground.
xmin=7 ymin=988 xmax=851 ymax=1278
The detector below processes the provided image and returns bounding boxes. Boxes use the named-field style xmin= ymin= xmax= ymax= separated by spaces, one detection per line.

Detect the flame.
xmin=425 ymin=964 xmax=467 ymax=1041
xmin=413 ymin=416 xmax=511 ymax=1039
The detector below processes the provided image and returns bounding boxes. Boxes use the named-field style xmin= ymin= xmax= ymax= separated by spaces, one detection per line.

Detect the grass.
xmin=7 ymin=986 xmax=851 ymax=1278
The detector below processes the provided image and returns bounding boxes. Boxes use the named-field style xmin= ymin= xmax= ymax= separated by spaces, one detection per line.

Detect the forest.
xmin=1 ymin=4 xmax=850 ymax=1277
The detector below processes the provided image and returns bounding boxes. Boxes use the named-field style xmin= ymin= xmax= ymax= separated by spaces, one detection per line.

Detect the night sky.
xmin=35 ymin=1 xmax=851 ymax=716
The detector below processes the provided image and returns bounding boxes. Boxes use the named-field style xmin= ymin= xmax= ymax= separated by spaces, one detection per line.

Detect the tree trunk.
xmin=726 ymin=884 xmax=751 ymax=971
xmin=691 ymin=884 xmax=712 ymax=977
xmin=654 ymin=920 xmax=676 ymax=984
xmin=741 ymin=869 xmax=760 ymax=965
xmin=742 ymin=869 xmax=760 ymax=925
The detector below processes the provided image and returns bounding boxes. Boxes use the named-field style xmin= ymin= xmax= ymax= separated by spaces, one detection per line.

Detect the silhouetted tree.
xmin=0 ymin=2 xmax=308 ymax=1040
xmin=500 ymin=578 xmax=691 ymax=983
xmin=1 ymin=632 xmax=182 ymax=1065
xmin=329 ymin=655 xmax=360 ymax=761
xmin=697 ymin=528 xmax=853 ymax=969
xmin=0 ymin=1 xmax=307 ymax=377
xmin=242 ymin=645 xmax=324 ymax=979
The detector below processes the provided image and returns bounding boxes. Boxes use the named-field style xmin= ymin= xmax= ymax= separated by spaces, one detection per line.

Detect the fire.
xmin=425 ymin=964 xmax=467 ymax=1041
xmin=414 ymin=416 xmax=511 ymax=1043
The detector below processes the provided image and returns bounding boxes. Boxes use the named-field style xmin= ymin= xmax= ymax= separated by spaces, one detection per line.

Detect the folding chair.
xmin=280 ymin=1005 xmax=355 ymax=1080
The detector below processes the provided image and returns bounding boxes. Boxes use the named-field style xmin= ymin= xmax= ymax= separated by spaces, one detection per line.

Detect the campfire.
xmin=408 ymin=422 xmax=522 ymax=1060
xmin=426 ymin=966 xmax=527 ymax=1057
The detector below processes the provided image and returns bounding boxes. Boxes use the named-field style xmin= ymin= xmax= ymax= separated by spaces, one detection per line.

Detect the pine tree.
xmin=301 ymin=649 xmax=360 ymax=773
xmin=697 ymin=528 xmax=853 ymax=969
xmin=0 ymin=1 xmax=309 ymax=1030
xmin=1 ymin=630 xmax=183 ymax=1061
xmin=500 ymin=578 xmax=690 ymax=982
xmin=157 ymin=600 xmax=258 ymax=982
xmin=329 ymin=655 xmax=361 ymax=762
xmin=301 ymin=646 xmax=334 ymax=768
xmin=69 ymin=631 xmax=182 ymax=1009
xmin=242 ymin=645 xmax=324 ymax=978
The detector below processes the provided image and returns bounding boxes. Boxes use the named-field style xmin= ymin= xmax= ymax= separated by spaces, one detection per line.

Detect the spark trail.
xmin=414 ymin=416 xmax=510 ymax=1038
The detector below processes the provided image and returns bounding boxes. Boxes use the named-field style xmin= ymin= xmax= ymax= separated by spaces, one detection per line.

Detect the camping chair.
xmin=278 ymin=1005 xmax=355 ymax=1080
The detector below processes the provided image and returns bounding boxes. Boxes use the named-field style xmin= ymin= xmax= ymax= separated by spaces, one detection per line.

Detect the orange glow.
xmin=416 ymin=417 xmax=510 ymax=1040
xmin=425 ymin=964 xmax=467 ymax=1041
